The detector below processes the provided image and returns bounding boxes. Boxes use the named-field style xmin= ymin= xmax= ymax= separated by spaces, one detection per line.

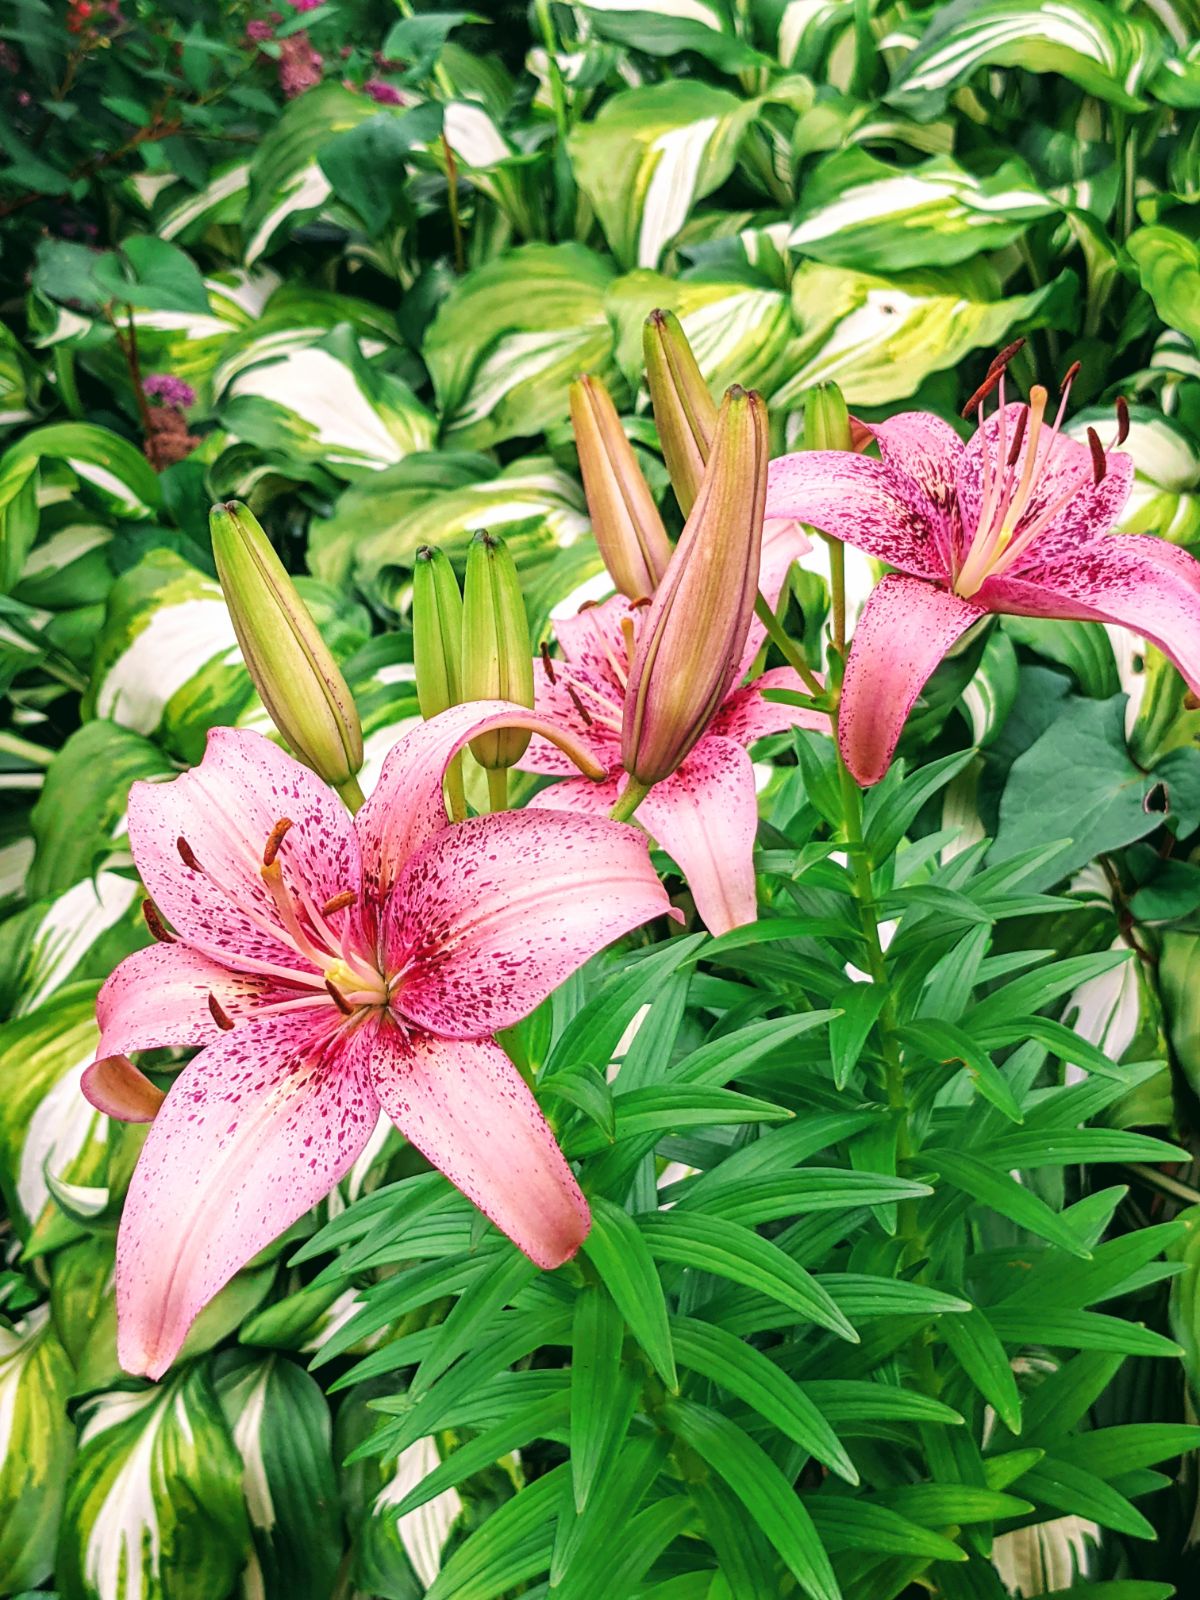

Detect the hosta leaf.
xmin=7 ymin=422 xmax=160 ymax=519
xmin=0 ymin=1307 xmax=75 ymax=1592
xmin=572 ymin=0 xmax=759 ymax=70
xmin=1127 ymin=225 xmax=1200 ymax=349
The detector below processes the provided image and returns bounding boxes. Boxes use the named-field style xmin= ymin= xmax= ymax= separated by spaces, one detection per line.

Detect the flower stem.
xmin=487 ymin=767 xmax=509 ymax=813
xmin=534 ymin=0 xmax=570 ymax=142
xmin=335 ymin=773 xmax=366 ymax=814
xmin=825 ymin=534 xmax=847 ymax=661
xmin=752 ymin=591 xmax=823 ymax=695
xmin=610 ymin=776 xmax=652 ymax=823
xmin=445 ymin=753 xmax=468 ymax=823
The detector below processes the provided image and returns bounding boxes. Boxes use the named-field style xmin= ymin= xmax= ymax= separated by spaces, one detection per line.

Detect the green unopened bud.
xmin=570 ymin=375 xmax=672 ymax=600
xmin=643 ymin=308 xmax=718 ymax=517
xmin=622 ymin=386 xmax=768 ymax=785
xmin=804 ymin=382 xmax=852 ymax=453
xmin=461 ymin=530 xmax=535 ymax=769
xmin=413 ymin=546 xmax=463 ymax=720
xmin=210 ymin=500 xmax=363 ymax=792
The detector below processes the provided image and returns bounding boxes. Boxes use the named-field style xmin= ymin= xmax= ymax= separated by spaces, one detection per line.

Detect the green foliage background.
xmin=3 ymin=1 xmax=1200 ymax=1597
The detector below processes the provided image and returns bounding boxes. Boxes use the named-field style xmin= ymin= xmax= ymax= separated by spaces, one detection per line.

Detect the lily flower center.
xmin=546 ymin=599 xmax=651 ymax=737
xmin=952 ymin=345 xmax=1128 ymax=600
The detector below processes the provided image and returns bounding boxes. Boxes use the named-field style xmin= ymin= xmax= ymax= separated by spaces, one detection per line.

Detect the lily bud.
xmin=622 ymin=385 xmax=768 ymax=785
xmin=804 ymin=381 xmax=852 ymax=453
xmin=570 ymin=375 xmax=672 ymax=600
xmin=461 ymin=530 xmax=535 ymax=769
xmin=210 ymin=501 xmax=364 ymax=789
xmin=642 ymin=308 xmax=718 ymax=517
xmin=413 ymin=546 xmax=463 ymax=720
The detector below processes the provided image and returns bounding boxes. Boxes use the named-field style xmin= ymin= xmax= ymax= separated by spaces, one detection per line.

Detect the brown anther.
xmin=176 ymin=836 xmax=201 ymax=871
xmin=325 ymin=978 xmax=354 ymax=1015
xmin=577 ymin=599 xmax=599 ymax=613
xmin=961 ymin=365 xmax=1005 ymax=420
xmin=1086 ymin=426 xmax=1107 ymax=485
xmin=142 ymin=899 xmax=175 ymax=943
xmin=1116 ymin=395 xmax=1130 ymax=446
xmin=986 ymin=337 xmax=1026 ymax=377
xmin=208 ymin=993 xmax=235 ymax=1031
xmin=566 ymin=683 xmax=594 ymax=727
xmin=1058 ymin=359 xmax=1082 ymax=394
xmin=1006 ymin=406 xmax=1028 ymax=467
xmin=262 ymin=817 xmax=293 ymax=867
xmin=540 ymin=641 xmax=557 ymax=685
xmin=630 ymin=595 xmax=653 ymax=609
xmin=321 ymin=889 xmax=358 ymax=916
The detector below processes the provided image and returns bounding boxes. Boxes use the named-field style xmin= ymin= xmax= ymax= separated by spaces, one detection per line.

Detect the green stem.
xmin=610 ymin=776 xmax=652 ymax=823
xmin=442 ymin=135 xmax=466 ymax=275
xmin=753 ymin=592 xmax=824 ymax=696
xmin=335 ymin=773 xmax=366 ymax=814
xmin=445 ymin=753 xmax=468 ymax=823
xmin=534 ymin=0 xmax=570 ymax=142
xmin=0 ymin=731 xmax=54 ymax=766
xmin=825 ymin=534 xmax=847 ymax=662
xmin=487 ymin=767 xmax=509 ymax=813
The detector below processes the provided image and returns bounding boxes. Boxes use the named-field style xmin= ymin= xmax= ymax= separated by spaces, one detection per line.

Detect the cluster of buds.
xmin=66 ymin=0 xmax=122 ymax=43
xmin=142 ymin=375 xmax=200 ymax=470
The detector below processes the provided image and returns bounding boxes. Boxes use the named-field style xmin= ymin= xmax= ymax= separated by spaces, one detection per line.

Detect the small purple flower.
xmin=287 ymin=0 xmax=323 ymax=10
xmin=246 ymin=18 xmax=273 ymax=41
xmin=364 ymin=78 xmax=409 ymax=106
xmin=143 ymin=374 xmax=197 ymax=411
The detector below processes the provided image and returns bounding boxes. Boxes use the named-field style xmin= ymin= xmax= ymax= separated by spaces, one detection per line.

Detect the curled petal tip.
xmin=83 ymin=1055 xmax=166 ymax=1123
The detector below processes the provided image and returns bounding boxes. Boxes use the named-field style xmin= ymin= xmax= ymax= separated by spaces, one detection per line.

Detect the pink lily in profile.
xmin=767 ymin=344 xmax=1200 ymax=785
xmin=521 ymin=519 xmax=827 ymax=935
xmin=83 ymin=706 xmax=674 ymax=1380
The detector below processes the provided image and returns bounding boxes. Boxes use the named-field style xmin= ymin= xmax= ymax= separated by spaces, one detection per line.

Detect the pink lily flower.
xmin=521 ymin=523 xmax=828 ymax=935
xmin=83 ymin=705 xmax=674 ymax=1380
xmin=767 ymin=349 xmax=1200 ymax=785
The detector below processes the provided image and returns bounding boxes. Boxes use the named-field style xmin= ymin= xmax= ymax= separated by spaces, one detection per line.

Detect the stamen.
xmin=1086 ymin=426 xmax=1107 ymax=484
xmin=987 ymin=337 xmax=1025 ymax=377
xmin=577 ymin=599 xmax=599 ymax=613
xmin=1059 ymin=359 xmax=1081 ymax=394
xmin=263 ymin=817 xmax=293 ymax=867
xmin=176 ymin=836 xmax=201 ymax=871
xmin=208 ymin=993 xmax=235 ymax=1031
xmin=142 ymin=899 xmax=174 ymax=943
xmin=321 ymin=889 xmax=358 ymax=916
xmin=540 ymin=642 xmax=557 ymax=685
xmin=1116 ymin=395 xmax=1130 ymax=446
xmin=325 ymin=978 xmax=354 ymax=1015
xmin=566 ymin=683 xmax=594 ymax=727
xmin=1001 ymin=384 xmax=1049 ymax=534
xmin=961 ymin=365 xmax=1005 ymax=420
xmin=619 ymin=615 xmax=637 ymax=666
xmin=630 ymin=595 xmax=653 ymax=609
xmin=1006 ymin=407 xmax=1027 ymax=468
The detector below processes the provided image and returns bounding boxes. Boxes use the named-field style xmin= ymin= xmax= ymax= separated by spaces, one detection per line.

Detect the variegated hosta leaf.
xmin=350 ymin=1435 xmax=465 ymax=1594
xmin=424 ymin=242 xmax=619 ymax=450
xmin=0 ymin=864 xmax=143 ymax=1018
xmin=569 ymin=81 xmax=757 ymax=269
xmin=0 ymin=449 xmax=39 ymax=594
xmin=155 ymin=161 xmax=253 ymax=245
xmin=885 ymin=0 xmax=1160 ymax=116
xmin=5 ymin=423 xmax=160 ymax=520
xmin=0 ymin=323 xmax=41 ymax=433
xmin=0 ymin=1305 xmax=76 ymax=1592
xmin=1069 ymin=405 xmax=1200 ymax=544
xmin=58 ymin=1366 xmax=250 ymax=1600
xmin=761 ymin=0 xmax=858 ymax=76
xmin=991 ymin=1515 xmax=1098 ymax=1595
xmin=0 ymin=982 xmax=111 ymax=1247
xmin=215 ymin=1354 xmax=342 ymax=1600
xmin=773 ymin=260 xmax=1065 ymax=406
xmin=439 ymin=101 xmax=545 ymax=239
xmin=209 ymin=283 xmax=401 ymax=396
xmin=790 ymin=150 xmax=1056 ymax=271
xmin=571 ymin=0 xmax=761 ymax=70
xmin=242 ymin=83 xmax=378 ymax=266
xmin=607 ymin=269 xmax=796 ymax=399
xmin=218 ymin=324 xmax=435 ymax=479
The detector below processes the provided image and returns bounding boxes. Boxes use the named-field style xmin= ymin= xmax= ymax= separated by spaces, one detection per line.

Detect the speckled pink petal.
xmin=866 ymin=412 xmax=964 ymax=568
xmin=371 ymin=1026 xmax=589 ymax=1270
xmin=710 ymin=668 xmax=829 ymax=747
xmin=765 ymin=452 xmax=946 ymax=580
xmin=82 ymin=1056 xmax=165 ymax=1123
xmin=981 ymin=534 xmax=1200 ymax=694
xmin=1008 ymin=453 xmax=1135 ymax=570
xmin=638 ymin=737 xmax=759 ymax=935
xmin=116 ymin=1010 xmax=378 ymax=1380
xmin=840 ymin=574 xmax=984 ymax=787
xmin=126 ymin=727 xmax=359 ymax=972
xmin=96 ymin=941 xmax=284 ymax=1058
xmin=519 ymin=655 xmax=620 ymax=777
xmin=390 ymin=809 xmax=675 ymax=1039
xmin=525 ymin=773 xmax=625 ymax=816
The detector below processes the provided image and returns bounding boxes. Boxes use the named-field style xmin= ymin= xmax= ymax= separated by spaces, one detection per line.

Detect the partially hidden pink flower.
xmin=278 ymin=31 xmax=323 ymax=98
xmin=364 ymin=77 xmax=411 ymax=106
xmin=767 ymin=353 xmax=1200 ymax=785
xmin=521 ymin=522 xmax=828 ymax=936
xmin=84 ymin=705 xmax=674 ymax=1379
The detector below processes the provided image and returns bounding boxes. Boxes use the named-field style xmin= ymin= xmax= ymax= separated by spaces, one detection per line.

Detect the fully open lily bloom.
xmin=767 ymin=345 xmax=1200 ymax=785
xmin=521 ymin=521 xmax=827 ymax=935
xmin=83 ymin=707 xmax=674 ymax=1379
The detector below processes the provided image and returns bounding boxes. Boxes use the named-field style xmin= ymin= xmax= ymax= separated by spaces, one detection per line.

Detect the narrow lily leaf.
xmin=927 ymin=1148 xmax=1092 ymax=1257
xmin=806 ymin=1497 xmax=966 ymax=1562
xmin=423 ymin=1462 xmax=568 ymax=1600
xmin=1013 ymin=1457 xmax=1156 ymax=1538
xmin=570 ymin=1287 xmax=637 ymax=1511
xmin=582 ymin=1196 xmax=677 ymax=1389
xmin=563 ymin=1085 xmax=791 ymax=1157
xmin=388 ymin=1392 xmax=570 ymax=1519
xmin=897 ymin=1020 xmax=1023 ymax=1123
xmin=829 ymin=981 xmax=887 ymax=1089
xmin=940 ymin=1307 xmax=1023 ymax=1435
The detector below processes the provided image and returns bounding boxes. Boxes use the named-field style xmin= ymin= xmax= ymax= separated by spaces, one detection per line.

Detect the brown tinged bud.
xmin=621 ymin=385 xmax=769 ymax=785
xmin=210 ymin=501 xmax=364 ymax=793
xmin=642 ymin=308 xmax=718 ymax=517
xmin=570 ymin=375 xmax=672 ymax=600
xmin=461 ymin=530 xmax=536 ymax=770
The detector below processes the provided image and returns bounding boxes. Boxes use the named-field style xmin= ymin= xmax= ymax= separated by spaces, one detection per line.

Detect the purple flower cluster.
xmin=142 ymin=374 xmax=196 ymax=410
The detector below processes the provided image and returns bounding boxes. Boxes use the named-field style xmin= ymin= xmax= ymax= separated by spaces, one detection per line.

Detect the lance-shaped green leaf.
xmin=425 ymin=243 xmax=619 ymax=451
xmin=57 ymin=1365 xmax=250 ymax=1600
xmin=790 ymin=150 xmax=1056 ymax=272
xmin=569 ymin=82 xmax=758 ymax=270
xmin=0 ymin=1306 xmax=75 ymax=1592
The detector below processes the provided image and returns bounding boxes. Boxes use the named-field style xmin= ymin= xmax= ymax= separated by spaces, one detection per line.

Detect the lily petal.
xmin=521 ymin=656 xmax=620 ymax=777
xmin=866 ymin=412 xmax=964 ymax=568
xmin=766 ymin=452 xmax=947 ymax=581
xmin=82 ymin=1055 xmax=165 ymax=1123
xmin=127 ymin=727 xmax=359 ymax=972
xmin=982 ymin=535 xmax=1200 ymax=693
xmin=840 ymin=574 xmax=984 ymax=786
xmin=391 ymin=809 xmax=675 ymax=1038
xmin=638 ymin=737 xmax=759 ymax=935
xmin=525 ymin=773 xmax=625 ymax=816
xmin=710 ymin=667 xmax=829 ymax=747
xmin=96 ymin=941 xmax=282 ymax=1058
xmin=116 ymin=1011 xmax=379 ymax=1379
xmin=370 ymin=1026 xmax=589 ymax=1270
